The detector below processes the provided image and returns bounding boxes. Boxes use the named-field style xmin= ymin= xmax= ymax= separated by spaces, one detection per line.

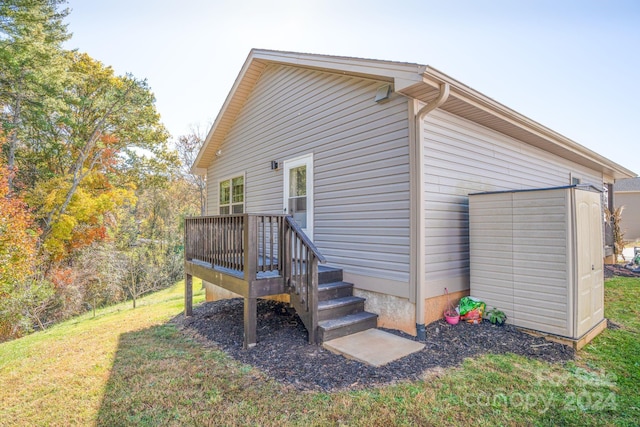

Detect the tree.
xmin=119 ymin=245 xmax=179 ymax=309
xmin=73 ymin=242 xmax=124 ymax=316
xmin=24 ymin=52 xmax=175 ymax=258
xmin=606 ymin=206 xmax=626 ymax=262
xmin=0 ymin=0 xmax=70 ymax=192
xmin=0 ymin=162 xmax=53 ymax=340
xmin=29 ymin=170 xmax=136 ymax=259
xmin=175 ymin=131 xmax=206 ymax=215
xmin=0 ymin=4 xmax=196 ymax=339
xmin=107 ymin=174 xmax=198 ymax=310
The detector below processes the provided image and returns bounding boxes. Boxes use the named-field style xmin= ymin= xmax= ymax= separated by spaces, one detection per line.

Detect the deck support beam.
xmin=185 ymin=274 xmax=193 ymax=317
xmin=244 ymin=297 xmax=257 ymax=348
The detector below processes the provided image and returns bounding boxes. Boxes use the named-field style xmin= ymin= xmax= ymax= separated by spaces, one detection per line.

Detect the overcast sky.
xmin=64 ymin=0 xmax=640 ymax=175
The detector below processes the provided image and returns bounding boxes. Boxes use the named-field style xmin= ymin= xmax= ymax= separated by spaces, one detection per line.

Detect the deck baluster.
xmin=184 ymin=214 xmax=325 ymax=346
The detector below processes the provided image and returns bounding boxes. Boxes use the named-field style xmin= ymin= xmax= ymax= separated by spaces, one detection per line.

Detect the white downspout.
xmin=414 ymin=82 xmax=450 ymax=340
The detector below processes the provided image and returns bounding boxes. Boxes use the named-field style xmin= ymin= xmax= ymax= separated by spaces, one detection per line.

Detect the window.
xmin=219 ymin=176 xmax=244 ymax=214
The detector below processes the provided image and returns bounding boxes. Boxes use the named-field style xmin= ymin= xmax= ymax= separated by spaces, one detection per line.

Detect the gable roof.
xmin=614 ymin=177 xmax=640 ymax=192
xmin=194 ymin=49 xmax=635 ymax=180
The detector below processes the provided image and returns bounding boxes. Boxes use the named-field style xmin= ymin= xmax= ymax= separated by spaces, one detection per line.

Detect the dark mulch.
xmin=605 ymin=263 xmax=640 ymax=278
xmin=175 ymin=298 xmax=575 ymax=392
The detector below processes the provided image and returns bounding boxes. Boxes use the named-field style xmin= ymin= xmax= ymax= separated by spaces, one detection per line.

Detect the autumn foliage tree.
xmin=175 ymin=131 xmax=206 ymax=215
xmin=22 ymin=52 xmax=174 ymax=258
xmin=0 ymin=163 xmax=52 ymax=340
xmin=0 ymin=1 xmax=198 ymax=338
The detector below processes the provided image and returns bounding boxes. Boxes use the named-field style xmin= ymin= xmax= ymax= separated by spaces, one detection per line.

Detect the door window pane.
xmin=289 ymin=196 xmax=307 ymax=228
xmin=289 ymin=166 xmax=306 ymax=197
xmin=288 ymin=165 xmax=307 ymax=228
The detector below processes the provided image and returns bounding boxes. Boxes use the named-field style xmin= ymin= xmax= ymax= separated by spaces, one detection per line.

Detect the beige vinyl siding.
xmin=616 ymin=192 xmax=640 ymax=241
xmin=206 ymin=64 xmax=411 ymax=294
xmin=423 ymin=109 xmax=602 ymax=297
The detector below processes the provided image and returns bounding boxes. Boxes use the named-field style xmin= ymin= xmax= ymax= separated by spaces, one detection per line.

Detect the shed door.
xmin=575 ymin=190 xmax=604 ymax=337
xmin=283 ymin=154 xmax=314 ymax=239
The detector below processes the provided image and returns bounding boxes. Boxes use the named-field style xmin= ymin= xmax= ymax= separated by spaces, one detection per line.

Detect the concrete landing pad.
xmin=323 ymin=329 xmax=425 ymax=367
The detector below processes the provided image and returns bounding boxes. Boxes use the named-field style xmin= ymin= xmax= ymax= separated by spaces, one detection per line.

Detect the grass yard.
xmin=1 ymin=277 xmax=638 ymax=426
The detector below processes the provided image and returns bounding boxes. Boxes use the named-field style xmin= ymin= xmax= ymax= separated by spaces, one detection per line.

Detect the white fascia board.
xmin=194 ymin=50 xmax=260 ymax=170
xmin=253 ymin=49 xmax=426 ymax=88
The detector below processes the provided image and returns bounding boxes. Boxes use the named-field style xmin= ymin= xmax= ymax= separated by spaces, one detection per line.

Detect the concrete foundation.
xmin=353 ymin=288 xmax=416 ymax=336
xmin=423 ymin=289 xmax=470 ymax=325
xmin=205 ymin=280 xmax=470 ymax=337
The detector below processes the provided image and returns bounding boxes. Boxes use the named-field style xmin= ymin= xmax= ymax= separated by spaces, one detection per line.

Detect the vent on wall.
xmin=375 ymin=84 xmax=392 ymax=103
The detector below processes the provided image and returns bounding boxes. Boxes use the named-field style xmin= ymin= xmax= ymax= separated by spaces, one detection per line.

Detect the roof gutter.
xmin=413 ymin=82 xmax=450 ymax=341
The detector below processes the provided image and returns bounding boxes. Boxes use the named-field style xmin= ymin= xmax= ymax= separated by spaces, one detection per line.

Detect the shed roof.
xmin=194 ymin=49 xmax=635 ymax=180
xmin=614 ymin=177 xmax=640 ymax=192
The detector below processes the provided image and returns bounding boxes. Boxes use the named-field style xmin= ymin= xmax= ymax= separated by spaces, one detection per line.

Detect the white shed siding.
xmin=423 ymin=109 xmax=602 ymax=297
xmin=511 ymin=190 xmax=572 ymax=335
xmin=207 ymin=64 xmax=411 ymax=291
xmin=468 ymin=193 xmax=514 ymax=319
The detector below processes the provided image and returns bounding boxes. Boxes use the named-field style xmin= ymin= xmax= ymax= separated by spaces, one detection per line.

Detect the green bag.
xmin=458 ymin=296 xmax=485 ymax=316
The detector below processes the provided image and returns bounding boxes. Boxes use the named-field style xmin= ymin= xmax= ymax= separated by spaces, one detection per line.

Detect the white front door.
xmin=283 ymin=154 xmax=314 ymax=239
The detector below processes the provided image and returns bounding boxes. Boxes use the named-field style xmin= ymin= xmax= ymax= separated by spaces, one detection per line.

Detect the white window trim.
xmin=218 ymin=172 xmax=246 ymax=215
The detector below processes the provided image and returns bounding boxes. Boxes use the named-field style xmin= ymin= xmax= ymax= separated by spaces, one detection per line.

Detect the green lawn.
xmin=1 ymin=277 xmax=638 ymax=426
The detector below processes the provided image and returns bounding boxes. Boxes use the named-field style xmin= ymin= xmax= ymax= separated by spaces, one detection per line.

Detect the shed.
xmin=469 ymin=185 xmax=606 ymax=348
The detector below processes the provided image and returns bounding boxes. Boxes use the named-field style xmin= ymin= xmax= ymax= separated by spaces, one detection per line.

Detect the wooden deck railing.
xmin=283 ymin=216 xmax=327 ymax=344
xmin=184 ymin=214 xmax=326 ymax=344
xmin=185 ymin=214 xmax=286 ymax=280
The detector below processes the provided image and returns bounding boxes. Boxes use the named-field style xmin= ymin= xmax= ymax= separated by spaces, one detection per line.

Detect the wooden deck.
xmin=184 ymin=214 xmax=326 ymax=348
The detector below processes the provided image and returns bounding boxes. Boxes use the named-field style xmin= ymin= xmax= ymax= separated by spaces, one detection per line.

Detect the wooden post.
xmin=308 ymin=256 xmax=318 ymax=344
xmin=282 ymin=218 xmax=290 ymax=288
xmin=244 ymin=214 xmax=258 ymax=282
xmin=244 ymin=297 xmax=257 ymax=349
xmin=185 ymin=273 xmax=193 ymax=317
xmin=242 ymin=215 xmax=258 ymax=349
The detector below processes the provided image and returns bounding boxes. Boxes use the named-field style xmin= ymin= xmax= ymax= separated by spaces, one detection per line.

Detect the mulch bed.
xmin=176 ymin=298 xmax=575 ymax=392
xmin=604 ymin=263 xmax=640 ymax=278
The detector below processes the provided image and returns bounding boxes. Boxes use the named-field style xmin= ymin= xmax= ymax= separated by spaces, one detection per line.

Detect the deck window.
xmin=220 ymin=176 xmax=244 ymax=214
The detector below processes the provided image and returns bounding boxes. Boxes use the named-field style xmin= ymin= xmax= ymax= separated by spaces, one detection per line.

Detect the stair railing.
xmin=185 ymin=213 xmax=326 ymax=344
xmin=283 ymin=216 xmax=327 ymax=344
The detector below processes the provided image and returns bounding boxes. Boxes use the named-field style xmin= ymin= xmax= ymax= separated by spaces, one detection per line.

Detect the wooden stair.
xmin=316 ymin=266 xmax=378 ymax=343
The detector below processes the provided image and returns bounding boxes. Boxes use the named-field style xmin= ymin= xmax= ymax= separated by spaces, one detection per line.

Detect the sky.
xmin=64 ymin=0 xmax=640 ymax=175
